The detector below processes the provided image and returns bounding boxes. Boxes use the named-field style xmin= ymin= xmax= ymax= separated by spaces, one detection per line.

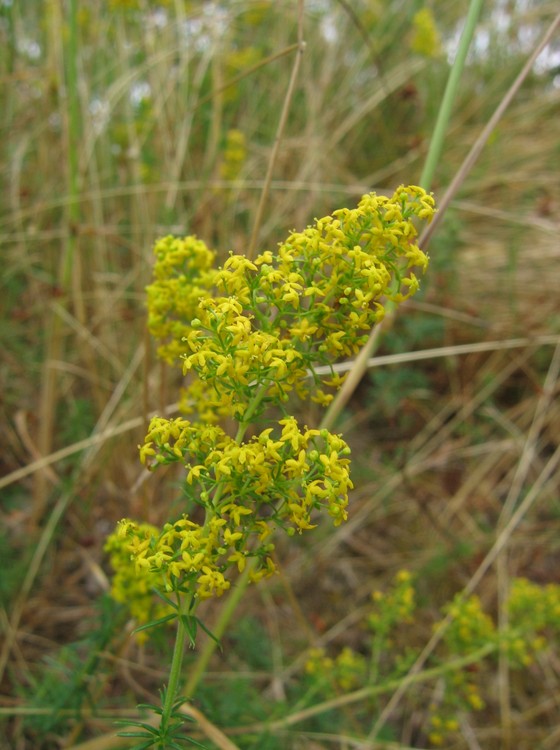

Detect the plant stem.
xmin=183 ymin=381 xmax=271 ymax=698
xmin=320 ymin=2 xmax=484 ymax=432
xmin=183 ymin=557 xmax=258 ymax=699
xmin=419 ymin=10 xmax=560 ymax=249
xmin=419 ymin=0 xmax=484 ymax=191
xmin=161 ymin=595 xmax=194 ymax=730
xmin=238 ymin=381 xmax=269 ymax=431
xmin=239 ymin=643 xmax=497 ymax=735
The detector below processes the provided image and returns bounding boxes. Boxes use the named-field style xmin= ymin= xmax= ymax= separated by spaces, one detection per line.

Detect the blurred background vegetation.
xmin=1 ymin=1 xmax=559 ymax=748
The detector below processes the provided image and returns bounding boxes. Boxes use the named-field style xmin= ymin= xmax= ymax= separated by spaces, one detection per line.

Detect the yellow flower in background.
xmin=146 ymin=234 xmax=217 ymax=363
xmin=242 ymin=1 xmax=274 ymax=27
xmin=442 ymin=594 xmax=496 ymax=654
xmin=411 ymin=8 xmax=442 ymax=58
xmin=219 ymin=129 xmax=247 ymax=182
xmin=104 ymin=522 xmax=172 ymax=639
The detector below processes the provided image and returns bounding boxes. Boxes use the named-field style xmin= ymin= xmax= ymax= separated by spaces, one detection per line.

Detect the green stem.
xmin=255 ymin=643 xmax=497 ymax=735
xmin=183 ymin=557 xmax=258 ymax=699
xmin=419 ymin=0 xmax=484 ymax=191
xmin=239 ymin=381 xmax=270 ymax=429
xmin=321 ymin=4 xmax=484 ymax=430
xmin=161 ymin=595 xmax=194 ymax=730
xmin=182 ymin=382 xmax=271 ymax=697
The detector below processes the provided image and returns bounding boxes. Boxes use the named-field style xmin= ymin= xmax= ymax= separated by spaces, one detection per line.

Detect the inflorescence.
xmin=106 ymin=186 xmax=435 ymax=610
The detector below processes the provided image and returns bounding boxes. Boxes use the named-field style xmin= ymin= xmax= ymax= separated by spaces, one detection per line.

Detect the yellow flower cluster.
xmin=505 ymin=577 xmax=560 ymax=665
xmin=428 ymin=706 xmax=459 ymax=747
xmin=305 ymin=572 xmax=417 ymax=701
xmin=305 ymin=646 xmax=367 ymax=692
xmin=368 ymin=569 xmax=416 ymax=636
xmin=181 ymin=295 xmax=306 ymax=421
xmin=223 ymin=47 xmax=263 ymax=103
xmin=242 ymin=1 xmax=274 ymax=27
xmin=109 ymin=188 xmax=434 ymax=618
xmin=428 ymin=671 xmax=485 ymax=746
xmin=410 ymin=8 xmax=442 ymax=58
xmin=104 ymin=522 xmax=172 ymax=639
xmin=141 ymin=414 xmax=352 ymax=532
xmin=146 ymin=235 xmax=217 ymax=363
xmin=441 ymin=594 xmax=497 ymax=655
xmin=508 ymin=577 xmax=560 ymax=632
xmin=427 ymin=713 xmax=460 ymax=747
xmin=219 ymin=129 xmax=247 ymax=183
xmin=300 ymin=573 xmax=560 ymax=747
xmin=165 ymin=186 xmax=433 ymax=419
xmin=120 ymin=415 xmax=353 ymax=600
xmin=114 ymin=517 xmax=246 ymax=600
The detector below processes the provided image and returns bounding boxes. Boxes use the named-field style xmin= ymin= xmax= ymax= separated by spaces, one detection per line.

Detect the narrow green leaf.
xmin=174 ymin=710 xmax=197 ymax=723
xmin=136 ymin=702 xmax=163 ymax=715
xmin=132 ymin=741 xmax=155 ymax=750
xmin=152 ymin=588 xmax=179 ymax=610
xmin=133 ymin=613 xmax=177 ymax=634
xmin=116 ymin=720 xmax=159 ymax=734
xmin=179 ymin=614 xmax=198 ymax=646
xmin=186 ymin=737 xmax=209 ymax=748
xmin=194 ymin=616 xmax=222 ymax=650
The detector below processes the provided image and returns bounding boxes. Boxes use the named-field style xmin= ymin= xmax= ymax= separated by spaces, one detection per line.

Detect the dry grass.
xmin=1 ymin=2 xmax=560 ymax=748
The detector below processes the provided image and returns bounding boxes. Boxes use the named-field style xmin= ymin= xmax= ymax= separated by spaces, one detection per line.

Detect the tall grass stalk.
xmin=321 ymin=0 xmax=485 ymax=432
xmin=419 ymin=0 xmax=484 ymax=191
xmin=420 ymin=10 xmax=560 ymax=247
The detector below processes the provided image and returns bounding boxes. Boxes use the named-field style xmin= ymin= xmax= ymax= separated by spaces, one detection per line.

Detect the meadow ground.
xmin=1 ymin=2 xmax=560 ymax=749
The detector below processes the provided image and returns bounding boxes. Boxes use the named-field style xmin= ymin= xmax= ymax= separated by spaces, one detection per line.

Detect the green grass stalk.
xmin=183 ymin=557 xmax=258 ymax=699
xmin=419 ymin=0 xmax=484 ymax=191
xmin=321 ymin=1 xmax=485 ymax=432
xmin=420 ymin=10 xmax=560 ymax=248
xmin=242 ymin=643 xmax=497 ymax=735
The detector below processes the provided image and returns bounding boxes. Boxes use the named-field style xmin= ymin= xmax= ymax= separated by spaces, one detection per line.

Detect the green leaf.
xmin=195 ymin=616 xmax=222 ymax=650
xmin=115 ymin=720 xmax=159 ymax=734
xmin=152 ymin=588 xmax=180 ymax=610
xmin=185 ymin=736 xmax=209 ymax=748
xmin=179 ymin=614 xmax=198 ymax=646
xmin=174 ymin=710 xmax=197 ymax=723
xmin=136 ymin=702 xmax=163 ymax=715
xmin=133 ymin=612 xmax=177 ymax=634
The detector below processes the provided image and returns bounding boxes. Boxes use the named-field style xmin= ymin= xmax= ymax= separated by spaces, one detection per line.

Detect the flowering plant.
xmin=303 ymin=571 xmax=560 ymax=748
xmin=105 ymin=185 xmax=435 ymax=747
